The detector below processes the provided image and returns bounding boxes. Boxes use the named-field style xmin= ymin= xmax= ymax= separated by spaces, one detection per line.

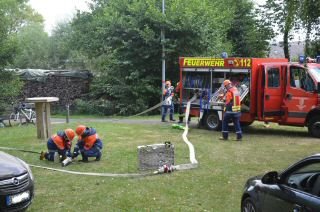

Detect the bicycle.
xmin=9 ymin=103 xmax=36 ymax=126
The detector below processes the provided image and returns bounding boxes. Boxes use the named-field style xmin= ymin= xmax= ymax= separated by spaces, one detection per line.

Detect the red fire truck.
xmin=178 ymin=57 xmax=320 ymax=137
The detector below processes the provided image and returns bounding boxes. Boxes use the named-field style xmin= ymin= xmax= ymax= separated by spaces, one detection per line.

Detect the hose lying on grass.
xmin=0 ymin=94 xmax=199 ymax=177
xmin=174 ymin=94 xmax=198 ymax=171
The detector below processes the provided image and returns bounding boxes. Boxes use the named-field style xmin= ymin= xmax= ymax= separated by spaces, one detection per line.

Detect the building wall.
xmin=268 ymin=41 xmax=305 ymax=60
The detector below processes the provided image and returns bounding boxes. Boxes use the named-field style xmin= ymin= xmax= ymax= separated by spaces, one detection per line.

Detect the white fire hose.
xmin=173 ymin=94 xmax=198 ymax=171
xmin=0 ymin=94 xmax=199 ymax=177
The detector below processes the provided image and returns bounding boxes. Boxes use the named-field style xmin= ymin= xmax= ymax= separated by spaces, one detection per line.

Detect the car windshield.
xmin=309 ymin=66 xmax=320 ymax=82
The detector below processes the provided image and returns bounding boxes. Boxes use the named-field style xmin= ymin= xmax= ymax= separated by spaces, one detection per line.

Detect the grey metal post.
xmin=66 ymin=103 xmax=70 ymax=123
xmin=161 ymin=0 xmax=166 ymax=98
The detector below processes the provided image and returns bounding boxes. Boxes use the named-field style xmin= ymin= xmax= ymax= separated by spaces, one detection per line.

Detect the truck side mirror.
xmin=318 ymin=82 xmax=320 ymax=93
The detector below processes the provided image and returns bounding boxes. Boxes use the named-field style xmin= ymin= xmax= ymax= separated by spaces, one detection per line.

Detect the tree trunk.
xmin=283 ymin=29 xmax=290 ymax=60
xmin=304 ymin=22 xmax=312 ymax=56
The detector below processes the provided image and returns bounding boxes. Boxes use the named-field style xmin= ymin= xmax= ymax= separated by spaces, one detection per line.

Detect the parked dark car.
xmin=0 ymin=151 xmax=34 ymax=211
xmin=241 ymin=154 xmax=320 ymax=212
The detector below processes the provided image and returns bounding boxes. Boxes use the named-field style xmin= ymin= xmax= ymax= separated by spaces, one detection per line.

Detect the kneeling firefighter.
xmin=72 ymin=125 xmax=103 ymax=162
xmin=40 ymin=129 xmax=75 ymax=161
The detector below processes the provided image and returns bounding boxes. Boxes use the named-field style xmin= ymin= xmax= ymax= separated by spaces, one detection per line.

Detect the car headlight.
xmin=18 ymin=158 xmax=34 ymax=181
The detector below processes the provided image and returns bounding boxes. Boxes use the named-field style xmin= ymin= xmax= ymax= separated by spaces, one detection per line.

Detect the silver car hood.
xmin=0 ymin=151 xmax=26 ymax=179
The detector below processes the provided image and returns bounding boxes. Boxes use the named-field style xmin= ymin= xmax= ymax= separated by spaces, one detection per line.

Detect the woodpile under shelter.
xmin=9 ymin=69 xmax=93 ymax=108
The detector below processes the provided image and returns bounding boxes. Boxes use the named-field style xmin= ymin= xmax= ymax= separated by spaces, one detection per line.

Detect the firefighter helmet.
xmin=64 ymin=129 xmax=75 ymax=141
xmin=223 ymin=80 xmax=231 ymax=87
xmin=76 ymin=125 xmax=86 ymax=136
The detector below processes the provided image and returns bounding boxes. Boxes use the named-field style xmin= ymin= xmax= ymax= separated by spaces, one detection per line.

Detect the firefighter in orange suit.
xmin=220 ymin=80 xmax=242 ymax=141
xmin=40 ymin=129 xmax=75 ymax=161
xmin=72 ymin=125 xmax=103 ymax=162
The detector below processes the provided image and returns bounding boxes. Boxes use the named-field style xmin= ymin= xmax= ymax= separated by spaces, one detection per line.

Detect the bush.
xmin=73 ymin=99 xmax=116 ymax=116
xmin=0 ymin=70 xmax=24 ymax=114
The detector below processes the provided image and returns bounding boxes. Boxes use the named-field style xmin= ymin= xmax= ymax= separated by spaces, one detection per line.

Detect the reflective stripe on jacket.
xmin=225 ymin=87 xmax=241 ymax=112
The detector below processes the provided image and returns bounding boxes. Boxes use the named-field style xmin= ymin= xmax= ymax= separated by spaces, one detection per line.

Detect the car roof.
xmin=307 ymin=153 xmax=320 ymax=158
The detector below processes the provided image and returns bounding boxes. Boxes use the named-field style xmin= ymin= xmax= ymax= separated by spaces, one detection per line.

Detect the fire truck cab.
xmin=178 ymin=57 xmax=320 ymax=137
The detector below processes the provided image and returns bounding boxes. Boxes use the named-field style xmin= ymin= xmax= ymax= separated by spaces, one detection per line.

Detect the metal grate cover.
xmin=138 ymin=143 xmax=174 ymax=171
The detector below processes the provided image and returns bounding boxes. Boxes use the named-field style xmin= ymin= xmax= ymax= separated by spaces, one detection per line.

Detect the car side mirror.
xmin=261 ymin=171 xmax=279 ymax=185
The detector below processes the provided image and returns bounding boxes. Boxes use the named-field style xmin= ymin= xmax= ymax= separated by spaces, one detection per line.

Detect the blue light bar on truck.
xmin=299 ymin=55 xmax=305 ymax=64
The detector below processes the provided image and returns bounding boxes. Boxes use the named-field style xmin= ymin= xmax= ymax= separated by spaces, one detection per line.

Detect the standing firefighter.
xmin=72 ymin=125 xmax=103 ymax=162
xmin=162 ymin=80 xmax=176 ymax=122
xmin=40 ymin=129 xmax=75 ymax=161
xmin=220 ymin=80 xmax=242 ymax=141
xmin=175 ymin=81 xmax=184 ymax=123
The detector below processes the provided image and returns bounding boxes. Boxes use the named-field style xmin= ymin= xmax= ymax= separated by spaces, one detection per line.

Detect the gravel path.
xmin=51 ymin=117 xmax=198 ymax=127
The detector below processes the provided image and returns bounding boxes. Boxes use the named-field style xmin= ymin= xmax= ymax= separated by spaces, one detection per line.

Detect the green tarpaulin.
xmin=4 ymin=69 xmax=92 ymax=82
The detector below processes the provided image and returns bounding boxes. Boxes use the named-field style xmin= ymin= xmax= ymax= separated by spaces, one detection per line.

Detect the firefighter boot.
xmin=236 ymin=133 xmax=242 ymax=141
xmin=161 ymin=115 xmax=167 ymax=122
xmin=219 ymin=132 xmax=228 ymax=141
xmin=80 ymin=152 xmax=88 ymax=162
xmin=95 ymin=152 xmax=101 ymax=161
xmin=40 ymin=152 xmax=50 ymax=160
xmin=40 ymin=151 xmax=46 ymax=160
xmin=178 ymin=115 xmax=183 ymax=124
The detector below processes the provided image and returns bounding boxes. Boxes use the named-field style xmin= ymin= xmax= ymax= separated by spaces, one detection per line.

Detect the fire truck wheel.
xmin=203 ymin=113 xmax=221 ymax=131
xmin=308 ymin=116 xmax=320 ymax=138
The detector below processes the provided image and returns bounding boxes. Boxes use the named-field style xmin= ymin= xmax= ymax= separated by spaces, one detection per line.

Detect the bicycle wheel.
xmin=0 ymin=114 xmax=11 ymax=127
xmin=9 ymin=112 xmax=21 ymax=126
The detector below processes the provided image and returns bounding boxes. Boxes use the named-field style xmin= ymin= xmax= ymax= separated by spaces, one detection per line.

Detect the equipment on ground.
xmin=172 ymin=124 xmax=185 ymax=130
xmin=62 ymin=157 xmax=73 ymax=167
xmin=154 ymin=164 xmax=175 ymax=174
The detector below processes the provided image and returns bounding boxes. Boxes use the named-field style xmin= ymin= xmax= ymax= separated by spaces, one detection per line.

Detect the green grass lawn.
xmin=0 ymin=119 xmax=319 ymax=211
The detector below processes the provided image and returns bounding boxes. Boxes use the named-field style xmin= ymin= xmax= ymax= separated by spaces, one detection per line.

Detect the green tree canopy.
xmin=261 ymin=0 xmax=300 ymax=59
xmin=68 ymin=0 xmax=249 ymax=114
xmin=227 ymin=0 xmax=274 ymax=57
xmin=5 ymin=0 xmax=273 ymax=115
xmin=11 ymin=23 xmax=50 ymax=69
xmin=260 ymin=0 xmax=320 ymax=59
xmin=0 ymin=70 xmax=23 ymax=114
xmin=0 ymin=0 xmax=43 ymax=67
xmin=0 ymin=0 xmax=42 ymax=112
xmin=300 ymin=0 xmax=320 ymax=56
xmin=48 ymin=22 xmax=89 ymax=69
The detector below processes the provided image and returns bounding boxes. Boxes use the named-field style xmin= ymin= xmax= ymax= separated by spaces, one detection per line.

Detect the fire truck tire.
xmin=203 ymin=113 xmax=221 ymax=131
xmin=308 ymin=116 xmax=320 ymax=138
